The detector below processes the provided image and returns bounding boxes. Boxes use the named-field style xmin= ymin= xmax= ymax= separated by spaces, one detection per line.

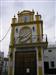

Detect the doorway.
xmin=15 ymin=50 xmax=37 ymax=75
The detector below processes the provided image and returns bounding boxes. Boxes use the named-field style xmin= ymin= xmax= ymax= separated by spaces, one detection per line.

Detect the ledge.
xmin=9 ymin=42 xmax=48 ymax=48
xmin=11 ymin=21 xmax=43 ymax=27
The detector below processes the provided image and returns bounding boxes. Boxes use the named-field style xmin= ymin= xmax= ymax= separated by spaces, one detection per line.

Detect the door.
xmin=44 ymin=62 xmax=49 ymax=74
xmin=15 ymin=51 xmax=37 ymax=75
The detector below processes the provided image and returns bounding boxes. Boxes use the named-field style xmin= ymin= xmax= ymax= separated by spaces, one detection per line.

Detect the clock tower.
xmin=8 ymin=10 xmax=48 ymax=75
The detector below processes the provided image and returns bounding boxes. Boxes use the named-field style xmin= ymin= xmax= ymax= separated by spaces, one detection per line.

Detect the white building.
xmin=8 ymin=10 xmax=48 ymax=75
xmin=2 ymin=58 xmax=8 ymax=75
xmin=0 ymin=51 xmax=4 ymax=75
xmin=44 ymin=44 xmax=56 ymax=74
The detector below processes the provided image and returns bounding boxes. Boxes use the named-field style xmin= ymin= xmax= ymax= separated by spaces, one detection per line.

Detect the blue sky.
xmin=0 ymin=0 xmax=56 ymax=57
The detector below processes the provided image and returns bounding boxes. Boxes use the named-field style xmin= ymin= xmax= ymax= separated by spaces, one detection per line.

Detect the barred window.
xmin=51 ymin=61 xmax=54 ymax=67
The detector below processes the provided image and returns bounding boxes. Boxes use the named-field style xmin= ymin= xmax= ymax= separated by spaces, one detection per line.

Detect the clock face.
xmin=19 ymin=26 xmax=32 ymax=43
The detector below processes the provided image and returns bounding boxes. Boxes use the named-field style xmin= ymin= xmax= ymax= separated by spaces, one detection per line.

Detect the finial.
xmin=40 ymin=15 xmax=41 ymax=18
xmin=12 ymin=14 xmax=17 ymax=24
xmin=17 ymin=11 xmax=19 ymax=15
xmin=14 ymin=14 xmax=16 ymax=18
xmin=32 ymin=9 xmax=34 ymax=13
xmin=36 ymin=11 xmax=38 ymax=15
xmin=46 ymin=35 xmax=48 ymax=42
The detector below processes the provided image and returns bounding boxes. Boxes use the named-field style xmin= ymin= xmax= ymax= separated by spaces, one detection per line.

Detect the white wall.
xmin=44 ymin=46 xmax=56 ymax=68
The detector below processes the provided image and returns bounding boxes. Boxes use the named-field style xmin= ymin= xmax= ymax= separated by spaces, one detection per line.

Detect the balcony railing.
xmin=9 ymin=34 xmax=48 ymax=48
xmin=15 ymin=34 xmax=48 ymax=44
xmin=32 ymin=34 xmax=47 ymax=42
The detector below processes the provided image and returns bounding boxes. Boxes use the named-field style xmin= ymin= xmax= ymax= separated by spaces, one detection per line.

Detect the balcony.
xmin=10 ymin=34 xmax=48 ymax=48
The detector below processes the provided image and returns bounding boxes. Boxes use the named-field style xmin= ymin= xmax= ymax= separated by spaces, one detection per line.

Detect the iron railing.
xmin=15 ymin=34 xmax=48 ymax=44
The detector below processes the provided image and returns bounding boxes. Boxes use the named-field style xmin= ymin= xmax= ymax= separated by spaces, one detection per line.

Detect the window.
xmin=26 ymin=68 xmax=30 ymax=73
xmin=44 ymin=62 xmax=49 ymax=73
xmin=48 ymin=50 xmax=52 ymax=52
xmin=23 ymin=16 xmax=29 ymax=22
xmin=32 ymin=26 xmax=35 ymax=32
xmin=51 ymin=61 xmax=54 ymax=67
xmin=16 ymin=28 xmax=18 ymax=33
